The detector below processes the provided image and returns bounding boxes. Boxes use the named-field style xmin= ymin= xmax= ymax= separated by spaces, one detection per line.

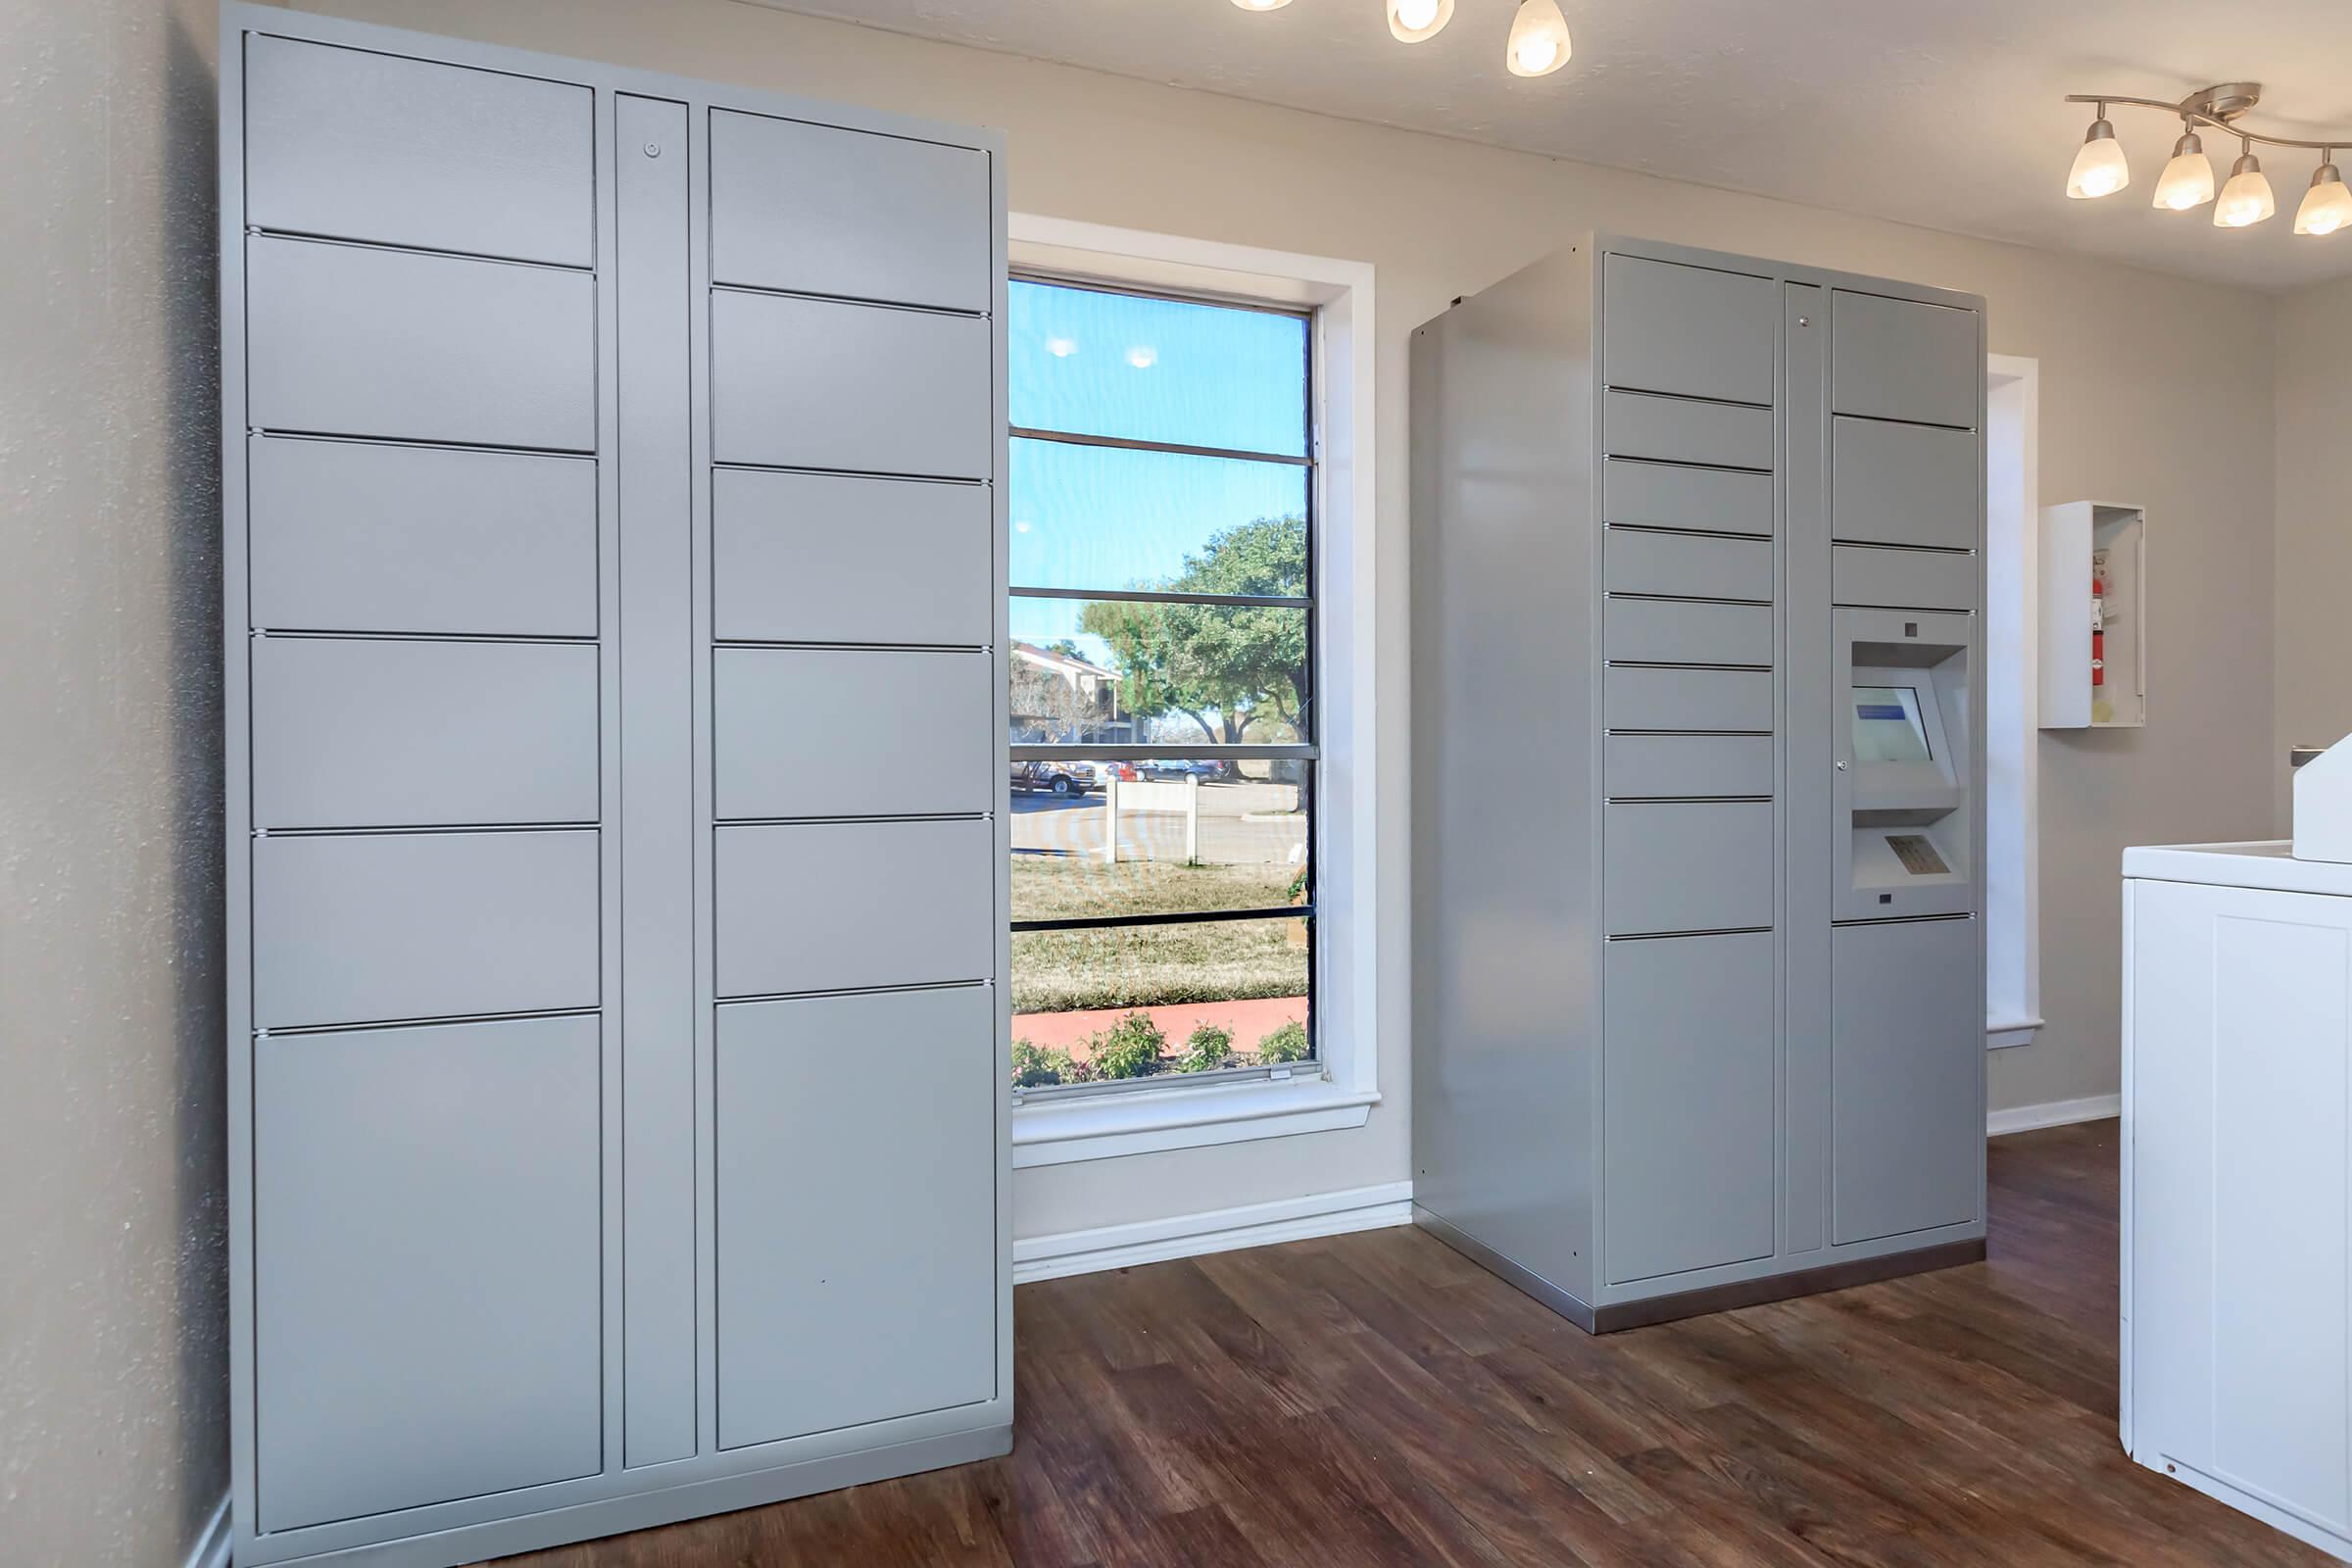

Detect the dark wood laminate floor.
xmin=494 ymin=1122 xmax=2326 ymax=1566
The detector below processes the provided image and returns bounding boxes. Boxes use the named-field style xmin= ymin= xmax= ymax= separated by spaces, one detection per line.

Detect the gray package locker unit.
xmin=1409 ymin=236 xmax=1986 ymax=1333
xmin=220 ymin=8 xmax=1012 ymax=1566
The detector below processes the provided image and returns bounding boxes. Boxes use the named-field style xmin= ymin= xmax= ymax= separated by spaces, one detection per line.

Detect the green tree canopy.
xmin=1079 ymin=514 xmax=1307 ymax=746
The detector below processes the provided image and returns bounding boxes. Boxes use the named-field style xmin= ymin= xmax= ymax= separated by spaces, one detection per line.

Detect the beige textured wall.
xmin=288 ymin=0 xmax=2279 ymax=1238
xmin=2275 ymin=272 xmax=2352 ymax=820
xmin=0 ymin=0 xmax=228 ymax=1562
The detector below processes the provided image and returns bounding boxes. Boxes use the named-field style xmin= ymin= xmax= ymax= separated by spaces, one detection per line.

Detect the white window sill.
xmin=1987 ymin=1015 xmax=2044 ymax=1050
xmin=1010 ymin=1076 xmax=1380 ymax=1168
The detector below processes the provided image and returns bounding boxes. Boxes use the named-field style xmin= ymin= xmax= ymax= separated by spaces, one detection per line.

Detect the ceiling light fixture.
xmin=1504 ymin=0 xmax=1571 ymax=76
xmin=2066 ymin=107 xmax=2130 ymax=199
xmin=2295 ymin=155 xmax=2352 ymax=237
xmin=2214 ymin=140 xmax=2275 ymax=228
xmin=1388 ymin=0 xmax=1453 ymax=43
xmin=2062 ymin=83 xmax=2350 ymax=237
xmin=2151 ymin=122 xmax=2215 ymax=211
xmin=1229 ymin=0 xmax=1575 ymax=79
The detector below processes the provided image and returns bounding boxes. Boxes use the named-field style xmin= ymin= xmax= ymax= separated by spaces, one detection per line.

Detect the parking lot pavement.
xmin=1009 ymin=782 xmax=1305 ymax=866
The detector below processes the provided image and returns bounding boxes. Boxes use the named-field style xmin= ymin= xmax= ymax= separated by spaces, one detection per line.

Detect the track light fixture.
xmin=2066 ymin=107 xmax=2129 ymax=199
xmin=2213 ymin=140 xmax=2275 ymax=229
xmin=2063 ymin=83 xmax=2351 ymax=236
xmin=2151 ymin=123 xmax=2214 ymax=212
xmin=1504 ymin=0 xmax=1572 ymax=76
xmin=1230 ymin=0 xmax=1575 ymax=79
xmin=1388 ymin=0 xmax=1453 ymax=42
xmin=2295 ymin=156 xmax=2352 ymax=237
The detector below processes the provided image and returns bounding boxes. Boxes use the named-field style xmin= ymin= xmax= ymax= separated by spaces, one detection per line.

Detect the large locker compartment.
xmin=1410 ymin=234 xmax=1986 ymax=1333
xmin=221 ymin=8 xmax=1010 ymax=1566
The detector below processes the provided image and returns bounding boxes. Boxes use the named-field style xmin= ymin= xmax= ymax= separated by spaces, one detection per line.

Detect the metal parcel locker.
xmin=220 ymin=7 xmax=1012 ymax=1563
xmin=1410 ymin=236 xmax=1988 ymax=1330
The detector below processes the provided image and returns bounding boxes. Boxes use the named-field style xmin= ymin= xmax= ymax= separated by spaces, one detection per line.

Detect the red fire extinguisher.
xmin=2089 ymin=564 xmax=2106 ymax=688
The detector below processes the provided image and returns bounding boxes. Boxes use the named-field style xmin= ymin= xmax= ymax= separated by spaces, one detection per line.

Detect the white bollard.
xmin=1101 ymin=771 xmax=1120 ymax=863
xmin=1185 ymin=772 xmax=1200 ymax=865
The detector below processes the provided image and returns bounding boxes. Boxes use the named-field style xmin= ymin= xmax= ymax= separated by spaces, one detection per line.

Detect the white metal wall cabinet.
xmin=1410 ymin=235 xmax=1986 ymax=1333
xmin=221 ymin=8 xmax=1010 ymax=1564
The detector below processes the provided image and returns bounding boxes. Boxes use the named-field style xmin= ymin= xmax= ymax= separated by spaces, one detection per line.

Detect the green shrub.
xmin=1088 ymin=1011 xmax=1168 ymax=1079
xmin=1010 ymin=1037 xmax=1081 ymax=1088
xmin=1256 ymin=1019 xmax=1310 ymax=1063
xmin=1179 ymin=1022 xmax=1235 ymax=1073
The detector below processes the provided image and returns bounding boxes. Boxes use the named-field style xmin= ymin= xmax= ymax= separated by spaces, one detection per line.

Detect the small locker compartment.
xmin=244 ymin=33 xmax=593 ymax=267
xmin=711 ymin=110 xmax=990 ymax=313
xmin=1831 ymin=545 xmax=1977 ymax=612
xmin=1602 ymin=930 xmax=1777 ymax=1283
xmin=1831 ymin=417 xmax=1978 ymax=551
xmin=712 ymin=469 xmax=992 ymax=647
xmin=1831 ymin=916 xmax=1982 ymax=1244
xmin=714 ymin=647 xmax=993 ymax=820
xmin=1602 ymin=255 xmax=1777 ymax=405
xmin=715 ymin=817 xmax=994 ymax=998
xmin=716 ymin=987 xmax=995 ymax=1448
xmin=1604 ymin=596 xmax=1773 ymax=667
xmin=1831 ymin=290 xmax=1979 ymax=429
xmin=1605 ymin=733 xmax=1774 ymax=800
xmin=1601 ymin=391 xmax=1774 ymax=470
xmin=710 ymin=291 xmax=992 ymax=478
xmin=253 ymin=1014 xmax=602 ymax=1531
xmin=252 ymin=636 xmax=599 ymax=829
xmin=1603 ymin=801 xmax=1775 ymax=935
xmin=1602 ymin=458 xmax=1775 ymax=537
xmin=1605 ymin=527 xmax=1774 ymax=603
xmin=248 ymin=436 xmax=598 ymax=638
xmin=1604 ymin=665 xmax=1774 ymax=733
xmin=246 ymin=236 xmax=597 ymax=453
xmin=252 ymin=829 xmax=601 ymax=1029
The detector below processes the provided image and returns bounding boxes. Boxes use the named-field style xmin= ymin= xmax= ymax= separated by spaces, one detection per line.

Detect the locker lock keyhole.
xmin=643 ymin=142 xmax=662 ymax=157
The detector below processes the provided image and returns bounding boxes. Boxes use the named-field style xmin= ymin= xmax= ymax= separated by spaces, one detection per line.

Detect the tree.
xmin=1079 ymin=515 xmax=1307 ymax=746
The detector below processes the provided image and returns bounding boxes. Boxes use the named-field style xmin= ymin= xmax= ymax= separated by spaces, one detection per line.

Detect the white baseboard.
xmin=1987 ymin=1092 xmax=2121 ymax=1137
xmin=184 ymin=1493 xmax=231 ymax=1568
xmin=1013 ymin=1180 xmax=1413 ymax=1284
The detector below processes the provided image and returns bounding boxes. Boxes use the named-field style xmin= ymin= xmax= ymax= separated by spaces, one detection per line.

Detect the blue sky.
xmin=1007 ymin=280 xmax=1307 ymax=662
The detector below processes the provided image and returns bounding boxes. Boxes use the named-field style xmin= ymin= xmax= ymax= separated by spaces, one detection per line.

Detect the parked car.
xmin=1139 ymin=759 xmax=1224 ymax=781
xmin=1011 ymin=759 xmax=1093 ymax=797
xmin=1010 ymin=760 xmax=1143 ymax=797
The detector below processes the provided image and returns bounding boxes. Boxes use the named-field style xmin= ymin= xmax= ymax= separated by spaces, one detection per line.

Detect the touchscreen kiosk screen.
xmin=1852 ymin=685 xmax=1931 ymax=764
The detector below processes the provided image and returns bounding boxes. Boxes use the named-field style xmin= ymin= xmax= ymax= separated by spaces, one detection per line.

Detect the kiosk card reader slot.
xmin=1835 ymin=608 xmax=1973 ymax=919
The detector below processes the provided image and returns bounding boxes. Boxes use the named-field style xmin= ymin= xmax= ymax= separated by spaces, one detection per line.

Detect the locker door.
xmin=1830 ymin=917 xmax=1983 ymax=1243
xmin=1603 ymin=931 xmax=1778 ymax=1283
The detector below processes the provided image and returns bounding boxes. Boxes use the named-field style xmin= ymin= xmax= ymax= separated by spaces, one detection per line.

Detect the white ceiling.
xmin=750 ymin=0 xmax=2352 ymax=292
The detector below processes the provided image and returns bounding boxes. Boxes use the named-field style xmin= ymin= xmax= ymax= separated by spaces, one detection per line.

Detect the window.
xmin=1005 ymin=276 xmax=1317 ymax=1098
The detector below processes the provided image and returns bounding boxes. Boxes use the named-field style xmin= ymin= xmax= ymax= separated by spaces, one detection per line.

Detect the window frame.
xmin=1002 ymin=215 xmax=1379 ymax=1168
xmin=1985 ymin=354 xmax=2043 ymax=1054
xmin=1006 ymin=271 xmax=1320 ymax=1102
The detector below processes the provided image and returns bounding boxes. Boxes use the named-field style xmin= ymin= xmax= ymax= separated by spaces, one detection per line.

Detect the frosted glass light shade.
xmin=2295 ymin=165 xmax=2352 ymax=236
xmin=1505 ymin=0 xmax=1571 ymax=76
xmin=2151 ymin=132 xmax=2214 ymax=211
xmin=1388 ymin=0 xmax=1452 ymax=42
xmin=2066 ymin=121 xmax=2130 ymax=199
xmin=2214 ymin=154 xmax=2277 ymax=227
xmin=1230 ymin=0 xmax=1292 ymax=10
